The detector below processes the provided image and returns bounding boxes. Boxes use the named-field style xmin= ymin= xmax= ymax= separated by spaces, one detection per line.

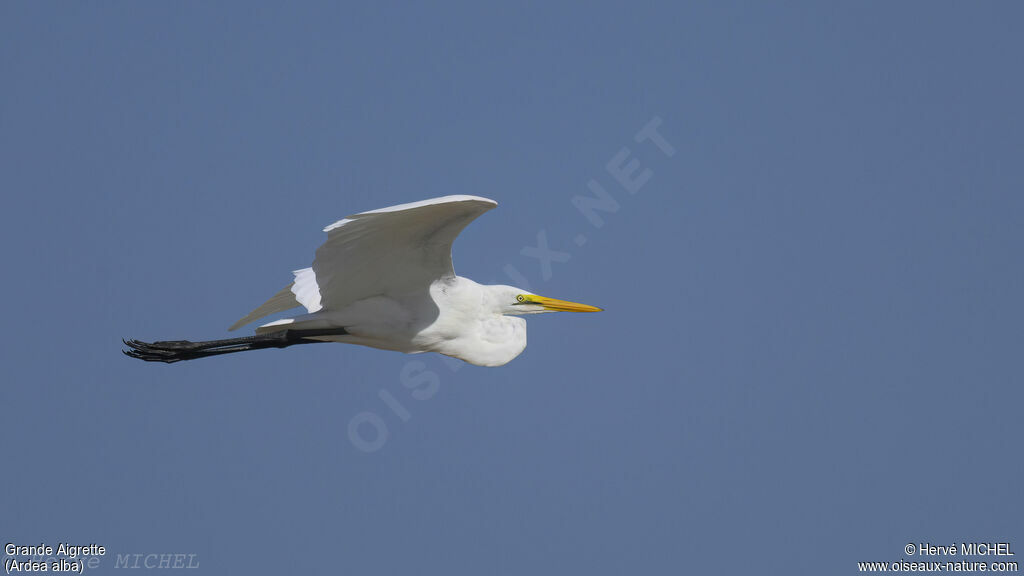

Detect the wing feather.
xmin=230 ymin=195 xmax=496 ymax=330
xmin=313 ymin=195 xmax=496 ymax=310
xmin=228 ymin=283 xmax=298 ymax=331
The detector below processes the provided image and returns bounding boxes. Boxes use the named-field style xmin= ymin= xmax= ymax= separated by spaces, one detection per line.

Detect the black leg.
xmin=122 ymin=328 xmax=347 ymax=363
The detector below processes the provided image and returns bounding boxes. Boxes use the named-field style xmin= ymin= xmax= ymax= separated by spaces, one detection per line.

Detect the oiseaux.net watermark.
xmin=346 ymin=116 xmax=677 ymax=453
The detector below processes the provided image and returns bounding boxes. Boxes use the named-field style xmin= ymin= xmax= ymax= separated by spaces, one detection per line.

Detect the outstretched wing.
xmin=228 ymin=283 xmax=297 ymax=331
xmin=230 ymin=195 xmax=497 ymax=331
xmin=313 ymin=195 xmax=497 ymax=310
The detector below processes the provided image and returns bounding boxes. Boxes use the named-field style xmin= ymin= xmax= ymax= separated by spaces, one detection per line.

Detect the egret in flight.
xmin=124 ymin=196 xmax=602 ymax=366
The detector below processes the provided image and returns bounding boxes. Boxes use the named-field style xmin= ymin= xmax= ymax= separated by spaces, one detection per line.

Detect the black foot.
xmin=122 ymin=338 xmax=251 ymax=363
xmin=122 ymin=328 xmax=347 ymax=363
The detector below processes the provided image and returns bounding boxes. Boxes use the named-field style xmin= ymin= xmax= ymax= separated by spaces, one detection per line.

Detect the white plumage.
xmin=126 ymin=195 xmax=601 ymax=366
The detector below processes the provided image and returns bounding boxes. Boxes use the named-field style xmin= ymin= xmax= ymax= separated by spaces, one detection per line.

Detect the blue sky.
xmin=2 ymin=2 xmax=1022 ymax=574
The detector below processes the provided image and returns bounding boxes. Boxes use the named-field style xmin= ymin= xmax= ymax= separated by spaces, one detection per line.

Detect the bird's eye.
xmin=516 ymin=295 xmax=525 ymax=302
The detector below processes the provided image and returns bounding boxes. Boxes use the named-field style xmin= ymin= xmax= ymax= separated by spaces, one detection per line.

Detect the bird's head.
xmin=490 ymin=285 xmax=603 ymax=316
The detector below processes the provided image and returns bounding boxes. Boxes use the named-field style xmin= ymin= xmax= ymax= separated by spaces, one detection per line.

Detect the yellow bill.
xmin=520 ymin=294 xmax=603 ymax=312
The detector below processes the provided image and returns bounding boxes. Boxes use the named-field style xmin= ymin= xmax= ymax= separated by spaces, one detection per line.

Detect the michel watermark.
xmin=857 ymin=541 xmax=1018 ymax=573
xmin=3 ymin=543 xmax=202 ymax=572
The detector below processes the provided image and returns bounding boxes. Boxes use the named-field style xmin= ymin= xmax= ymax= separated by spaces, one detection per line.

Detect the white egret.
xmin=124 ymin=195 xmax=602 ymax=366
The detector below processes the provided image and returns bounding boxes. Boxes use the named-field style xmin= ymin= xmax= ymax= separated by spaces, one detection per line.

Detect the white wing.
xmin=314 ymin=195 xmax=496 ymax=310
xmin=228 ymin=283 xmax=297 ymax=331
xmin=230 ymin=195 xmax=496 ymax=330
